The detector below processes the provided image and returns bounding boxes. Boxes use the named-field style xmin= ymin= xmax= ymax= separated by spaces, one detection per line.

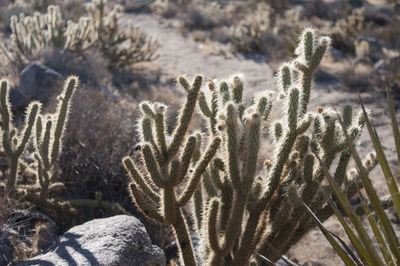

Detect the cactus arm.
xmin=193 ymin=186 xmax=204 ymax=231
xmin=154 ymin=112 xmax=168 ymax=157
xmin=40 ymin=118 xmax=52 ymax=169
xmin=50 ymin=76 xmax=77 ymax=165
xmin=123 ymin=156 xmax=160 ymax=203
xmin=140 ymin=116 xmax=156 ymax=143
xmin=129 ymin=183 xmax=164 ymax=223
xmin=279 ymin=64 xmax=292 ymax=94
xmin=241 ymin=115 xmax=260 ymax=190
xmin=199 ymin=91 xmax=212 ymax=117
xmin=16 ymin=102 xmax=40 ymax=155
xmin=178 ymin=137 xmax=221 ymax=206
xmin=233 ymin=210 xmax=266 ymax=266
xmin=207 ymin=198 xmax=221 ymax=253
xmin=142 ymin=143 xmax=166 ymax=188
xmin=35 ymin=154 xmax=44 ymax=189
xmin=172 ymin=208 xmax=197 ymax=266
xmin=178 ymin=75 xmax=190 ymax=91
xmin=334 ymin=150 xmax=351 ymax=186
xmin=219 ymin=179 xmax=233 ymax=232
xmin=176 ymin=135 xmax=196 ymax=184
xmin=0 ymin=81 xmax=12 ymax=153
xmin=167 ymin=76 xmax=203 ymax=159
xmin=303 ymin=154 xmax=315 ymax=183
xmin=210 ymin=163 xmax=223 ymax=190
xmin=140 ymin=102 xmax=156 ymax=118
xmin=226 ymin=104 xmax=241 ymax=189
xmin=219 ymin=81 xmax=230 ymax=104
xmin=35 ymin=115 xmax=43 ymax=147
xmin=287 ymin=88 xmax=299 ymax=131
xmin=210 ymin=89 xmax=219 ymax=134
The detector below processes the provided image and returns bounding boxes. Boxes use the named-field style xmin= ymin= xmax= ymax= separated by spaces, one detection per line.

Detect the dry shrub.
xmin=340 ymin=64 xmax=373 ymax=92
xmin=55 ymin=78 xmax=182 ymax=246
xmin=330 ymin=8 xmax=367 ymax=54
xmin=57 ymin=86 xmax=137 ymax=205
xmin=378 ymin=20 xmax=400 ymax=50
xmin=43 ymin=48 xmax=109 ymax=87
xmin=0 ymin=190 xmax=16 ymax=234
xmin=229 ymin=3 xmax=276 ymax=54
xmin=180 ymin=2 xmax=235 ymax=31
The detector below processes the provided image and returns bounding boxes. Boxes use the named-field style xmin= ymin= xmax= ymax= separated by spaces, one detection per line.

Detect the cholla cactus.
xmin=1 ymin=5 xmax=65 ymax=67
xmin=86 ymin=0 xmax=158 ymax=69
xmin=124 ymin=28 xmax=374 ymax=265
xmin=1 ymin=0 xmax=157 ymax=70
xmin=33 ymin=76 xmax=78 ymax=202
xmin=0 ymin=80 xmax=41 ymax=191
xmin=123 ymin=76 xmax=221 ymax=266
xmin=229 ymin=3 xmax=277 ymax=54
xmin=330 ymin=8 xmax=366 ymax=53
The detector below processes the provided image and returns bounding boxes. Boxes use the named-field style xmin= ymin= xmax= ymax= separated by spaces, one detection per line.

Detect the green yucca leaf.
xmin=357 ymin=188 xmax=394 ymax=265
xmin=360 ymin=96 xmax=400 ymax=223
xmin=386 ymin=86 xmax=400 ymax=173
xmin=314 ymin=151 xmax=383 ymax=265
xmin=320 ymin=188 xmax=371 ymax=265
xmin=338 ymin=108 xmax=400 ymax=264
xmin=302 ymin=201 xmax=359 ymax=266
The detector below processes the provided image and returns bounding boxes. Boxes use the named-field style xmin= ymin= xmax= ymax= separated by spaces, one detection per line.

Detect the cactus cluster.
xmin=0 ymin=76 xmax=77 ymax=196
xmin=0 ymin=0 xmax=158 ymax=69
xmin=32 ymin=77 xmax=77 ymax=202
xmin=123 ymin=28 xmax=383 ymax=265
xmin=0 ymin=76 xmax=126 ymax=218
xmin=0 ymin=82 xmax=41 ymax=191
xmin=330 ymin=8 xmax=366 ymax=54
xmin=229 ymin=3 xmax=277 ymax=54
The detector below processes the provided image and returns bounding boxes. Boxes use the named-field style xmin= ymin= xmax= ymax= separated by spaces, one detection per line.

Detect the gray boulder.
xmin=18 ymin=61 xmax=63 ymax=105
xmin=19 ymin=215 xmax=166 ymax=266
xmin=9 ymin=88 xmax=27 ymax=112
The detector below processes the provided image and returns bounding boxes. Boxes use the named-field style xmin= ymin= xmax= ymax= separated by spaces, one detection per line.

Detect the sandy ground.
xmin=125 ymin=13 xmax=400 ymax=265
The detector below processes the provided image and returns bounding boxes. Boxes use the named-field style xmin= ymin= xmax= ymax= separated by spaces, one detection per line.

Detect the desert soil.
xmin=125 ymin=13 xmax=400 ymax=266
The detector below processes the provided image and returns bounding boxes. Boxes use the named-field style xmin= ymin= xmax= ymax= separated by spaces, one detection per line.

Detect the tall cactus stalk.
xmin=33 ymin=76 xmax=78 ymax=202
xmin=0 ymin=80 xmax=41 ymax=191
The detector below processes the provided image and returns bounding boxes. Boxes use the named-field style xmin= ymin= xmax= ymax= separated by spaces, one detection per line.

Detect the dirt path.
xmin=125 ymin=13 xmax=275 ymax=97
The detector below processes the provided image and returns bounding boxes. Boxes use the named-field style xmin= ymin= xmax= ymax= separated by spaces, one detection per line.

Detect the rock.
xmin=19 ymin=215 xmax=166 ymax=266
xmin=9 ymin=88 xmax=28 ymax=112
xmin=19 ymin=62 xmax=63 ymax=105
xmin=0 ymin=226 xmax=16 ymax=265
